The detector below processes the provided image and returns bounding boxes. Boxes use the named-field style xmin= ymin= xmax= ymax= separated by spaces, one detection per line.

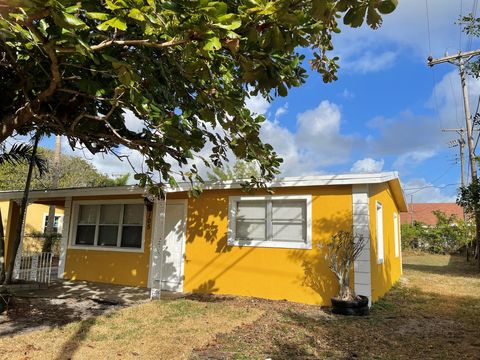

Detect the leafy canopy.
xmin=0 ymin=0 xmax=397 ymax=195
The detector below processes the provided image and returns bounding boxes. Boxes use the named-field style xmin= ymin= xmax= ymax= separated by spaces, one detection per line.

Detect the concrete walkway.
xmin=1 ymin=280 xmax=184 ymax=337
xmin=10 ymin=280 xmax=181 ymax=305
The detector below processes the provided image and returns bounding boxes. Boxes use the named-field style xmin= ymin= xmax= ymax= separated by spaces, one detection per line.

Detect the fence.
xmin=14 ymin=251 xmax=54 ymax=285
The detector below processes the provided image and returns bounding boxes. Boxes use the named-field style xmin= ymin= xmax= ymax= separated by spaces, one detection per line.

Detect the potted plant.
xmin=322 ymin=230 xmax=369 ymax=316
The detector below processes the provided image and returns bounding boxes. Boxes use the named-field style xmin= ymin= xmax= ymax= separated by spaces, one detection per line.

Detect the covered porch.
xmin=0 ymin=186 xmax=188 ymax=298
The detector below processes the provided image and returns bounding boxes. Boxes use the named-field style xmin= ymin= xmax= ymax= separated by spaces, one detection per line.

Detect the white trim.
xmin=0 ymin=172 xmax=401 ymax=198
xmin=227 ymin=195 xmax=312 ymax=250
xmin=68 ymin=199 xmax=146 ymax=253
xmin=58 ymin=197 xmax=72 ymax=279
xmin=352 ymin=185 xmax=372 ymax=306
xmin=393 ymin=212 xmax=400 ymax=258
xmin=375 ymin=201 xmax=384 ymax=265
xmin=149 ymin=196 xmax=167 ymax=298
xmin=159 ymin=199 xmax=188 ymax=292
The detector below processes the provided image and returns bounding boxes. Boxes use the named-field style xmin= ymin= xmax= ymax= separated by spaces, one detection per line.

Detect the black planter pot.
xmin=331 ymin=295 xmax=369 ymax=316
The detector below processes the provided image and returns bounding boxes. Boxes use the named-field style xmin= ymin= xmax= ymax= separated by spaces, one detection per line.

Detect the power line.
xmin=425 ymin=0 xmax=432 ymax=56
xmin=449 ymin=72 xmax=462 ymax=127
xmin=404 ymin=183 xmax=460 ymax=194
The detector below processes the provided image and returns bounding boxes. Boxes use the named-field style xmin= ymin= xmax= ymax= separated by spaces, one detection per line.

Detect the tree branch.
xmin=56 ymin=38 xmax=188 ymax=53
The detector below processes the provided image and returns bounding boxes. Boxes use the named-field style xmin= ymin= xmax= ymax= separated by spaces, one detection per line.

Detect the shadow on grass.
xmin=403 ymin=255 xmax=480 ymax=278
xmin=192 ymin=255 xmax=480 ymax=360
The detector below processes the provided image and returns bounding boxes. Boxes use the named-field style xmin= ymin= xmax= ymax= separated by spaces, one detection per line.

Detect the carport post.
xmin=150 ymin=194 xmax=167 ymax=300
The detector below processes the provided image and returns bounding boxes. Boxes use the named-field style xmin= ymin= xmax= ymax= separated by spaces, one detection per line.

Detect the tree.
xmin=401 ymin=212 xmax=474 ymax=254
xmin=0 ymin=0 xmax=398 ymax=195
xmin=207 ymin=160 xmax=260 ymax=181
xmin=0 ymin=140 xmax=47 ymax=283
xmin=0 ymin=146 xmax=129 ymax=190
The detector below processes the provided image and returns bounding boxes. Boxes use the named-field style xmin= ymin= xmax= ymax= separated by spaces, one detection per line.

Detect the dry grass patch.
xmin=0 ymin=298 xmax=263 ymax=360
xmin=192 ymin=254 xmax=480 ymax=359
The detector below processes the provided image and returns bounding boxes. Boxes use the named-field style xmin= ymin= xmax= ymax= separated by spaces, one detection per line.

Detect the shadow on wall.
xmin=185 ymin=193 xmax=259 ymax=294
xmin=186 ymin=195 xmax=232 ymax=253
xmin=288 ymin=211 xmax=353 ymax=304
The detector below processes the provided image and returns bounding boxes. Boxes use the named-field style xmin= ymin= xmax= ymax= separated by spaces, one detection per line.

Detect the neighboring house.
xmin=0 ymin=172 xmax=407 ymax=305
xmin=400 ymin=203 xmax=464 ymax=226
xmin=0 ymin=201 xmax=64 ymax=253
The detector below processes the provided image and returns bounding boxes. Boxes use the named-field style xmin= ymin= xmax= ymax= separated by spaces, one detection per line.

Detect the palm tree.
xmin=0 ymin=139 xmax=47 ymax=283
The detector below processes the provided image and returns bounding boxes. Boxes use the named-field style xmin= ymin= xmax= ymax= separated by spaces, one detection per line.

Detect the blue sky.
xmin=40 ymin=0 xmax=480 ymax=203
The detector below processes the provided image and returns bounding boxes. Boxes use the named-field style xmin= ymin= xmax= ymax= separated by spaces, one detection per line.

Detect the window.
xmin=393 ymin=212 xmax=400 ymax=258
xmin=376 ymin=201 xmax=384 ymax=264
xmin=43 ymin=215 xmax=63 ymax=234
xmin=228 ymin=195 xmax=312 ymax=249
xmin=72 ymin=202 xmax=145 ymax=250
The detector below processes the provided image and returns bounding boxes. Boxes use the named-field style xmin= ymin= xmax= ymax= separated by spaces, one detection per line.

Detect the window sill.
xmin=227 ymin=239 xmax=312 ymax=250
xmin=68 ymin=245 xmax=144 ymax=253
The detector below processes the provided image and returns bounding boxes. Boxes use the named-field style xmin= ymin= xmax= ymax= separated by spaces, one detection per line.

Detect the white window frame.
xmin=393 ymin=212 xmax=400 ymax=258
xmin=42 ymin=213 xmax=64 ymax=234
xmin=68 ymin=199 xmax=146 ymax=253
xmin=228 ymin=195 xmax=312 ymax=249
xmin=376 ymin=201 xmax=384 ymax=264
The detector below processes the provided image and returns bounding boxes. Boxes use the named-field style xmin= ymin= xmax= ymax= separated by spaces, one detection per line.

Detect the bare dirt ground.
xmin=0 ymin=254 xmax=478 ymax=359
xmin=190 ymin=254 xmax=480 ymax=360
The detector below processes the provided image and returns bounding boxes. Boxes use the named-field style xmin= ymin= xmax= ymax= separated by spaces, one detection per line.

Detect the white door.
xmin=161 ymin=200 xmax=187 ymax=292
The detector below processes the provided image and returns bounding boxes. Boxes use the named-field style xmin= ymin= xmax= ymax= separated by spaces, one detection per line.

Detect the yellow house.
xmin=0 ymin=172 xmax=407 ymax=305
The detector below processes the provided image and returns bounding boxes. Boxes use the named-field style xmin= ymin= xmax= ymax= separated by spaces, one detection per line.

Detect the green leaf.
xmin=65 ymin=5 xmax=81 ymax=14
xmin=311 ymin=0 xmax=328 ymax=20
xmin=215 ymin=14 xmax=241 ymax=30
xmin=378 ymin=0 xmax=398 ymax=15
xmin=97 ymin=17 xmax=127 ymax=31
xmin=366 ymin=6 xmax=382 ymax=29
xmin=343 ymin=6 xmax=366 ymax=28
xmin=105 ymin=0 xmax=127 ymax=11
xmin=277 ymin=83 xmax=287 ymax=97
xmin=53 ymin=12 xmax=87 ymax=29
xmin=203 ymin=36 xmax=221 ymax=51
xmin=128 ymin=8 xmax=145 ymax=21
xmin=86 ymin=12 xmax=110 ymax=20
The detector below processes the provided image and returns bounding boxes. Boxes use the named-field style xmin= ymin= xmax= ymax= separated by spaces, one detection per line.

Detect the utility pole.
xmin=443 ymin=129 xmax=466 ymax=187
xmin=429 ymin=50 xmax=480 ymax=268
xmin=446 ymin=129 xmax=469 ymax=260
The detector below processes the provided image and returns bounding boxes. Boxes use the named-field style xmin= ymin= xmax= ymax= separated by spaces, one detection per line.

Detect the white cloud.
xmin=403 ymin=178 xmax=457 ymax=203
xmin=245 ymin=94 xmax=270 ymax=115
xmin=351 ymin=158 xmax=384 ymax=173
xmin=342 ymin=51 xmax=397 ymax=74
xmin=274 ymin=103 xmax=288 ymax=120
xmin=341 ymin=89 xmax=355 ymax=99
xmin=261 ymin=100 xmax=355 ymax=175
xmin=332 ymin=0 xmax=478 ymax=74
xmin=393 ymin=150 xmax=437 ymax=169
xmin=124 ymin=110 xmax=145 ymax=133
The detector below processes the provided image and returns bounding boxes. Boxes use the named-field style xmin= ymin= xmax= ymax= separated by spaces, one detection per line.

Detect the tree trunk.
xmin=3 ymin=133 xmax=40 ymax=284
xmin=42 ymin=136 xmax=61 ymax=253
xmin=0 ymin=209 xmax=5 ymax=283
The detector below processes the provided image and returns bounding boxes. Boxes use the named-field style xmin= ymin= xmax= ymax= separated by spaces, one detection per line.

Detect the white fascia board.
xmin=0 ymin=172 xmax=400 ymax=201
xmin=0 ymin=185 xmax=145 ymax=200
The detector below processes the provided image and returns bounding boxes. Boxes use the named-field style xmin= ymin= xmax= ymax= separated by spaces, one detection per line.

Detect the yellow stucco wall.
xmin=369 ymin=183 xmax=402 ymax=302
xmin=183 ymin=186 xmax=352 ymax=305
xmin=0 ymin=201 xmax=64 ymax=258
xmin=63 ymin=195 xmax=154 ymax=287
